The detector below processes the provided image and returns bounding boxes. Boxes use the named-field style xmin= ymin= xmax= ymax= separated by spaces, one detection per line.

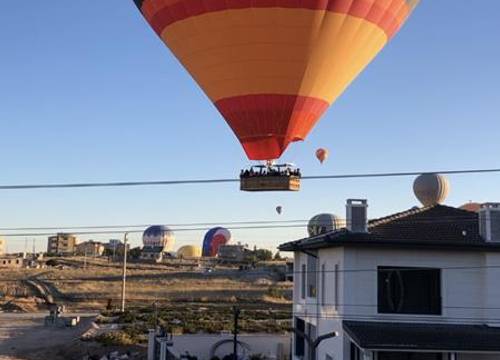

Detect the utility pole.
xmin=120 ymin=232 xmax=129 ymax=313
xmin=233 ymin=306 xmax=240 ymax=360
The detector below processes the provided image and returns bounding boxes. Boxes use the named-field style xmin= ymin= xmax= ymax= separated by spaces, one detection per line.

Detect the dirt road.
xmin=0 ymin=312 xmax=96 ymax=360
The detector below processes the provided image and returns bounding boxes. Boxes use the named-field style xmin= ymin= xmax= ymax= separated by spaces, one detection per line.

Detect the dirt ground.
xmin=0 ymin=313 xmax=145 ymax=360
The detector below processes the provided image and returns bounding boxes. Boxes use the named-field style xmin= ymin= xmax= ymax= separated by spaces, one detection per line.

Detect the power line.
xmin=0 ymin=223 xmax=306 ymax=237
xmin=0 ymin=219 xmax=308 ymax=232
xmin=0 ymin=214 xmax=487 ymax=238
xmin=0 ymin=168 xmax=498 ymax=191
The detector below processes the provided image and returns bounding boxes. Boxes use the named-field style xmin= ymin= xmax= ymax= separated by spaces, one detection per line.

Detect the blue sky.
xmin=1 ymin=1 xmax=499 ymax=253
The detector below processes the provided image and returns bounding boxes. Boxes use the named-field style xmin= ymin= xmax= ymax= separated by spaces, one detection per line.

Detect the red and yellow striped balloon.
xmin=134 ymin=0 xmax=419 ymax=160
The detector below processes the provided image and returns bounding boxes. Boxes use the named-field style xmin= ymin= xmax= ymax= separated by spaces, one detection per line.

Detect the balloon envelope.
xmin=143 ymin=225 xmax=175 ymax=251
xmin=202 ymin=227 xmax=232 ymax=257
xmin=276 ymin=206 xmax=283 ymax=215
xmin=316 ymin=148 xmax=329 ymax=164
xmin=134 ymin=0 xmax=419 ymax=160
xmin=177 ymin=245 xmax=202 ymax=258
xmin=308 ymin=213 xmax=344 ymax=236
xmin=413 ymin=174 xmax=450 ymax=207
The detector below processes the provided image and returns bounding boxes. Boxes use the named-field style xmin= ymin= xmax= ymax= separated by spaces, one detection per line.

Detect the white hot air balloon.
xmin=308 ymin=213 xmax=345 ymax=237
xmin=413 ymin=174 xmax=450 ymax=207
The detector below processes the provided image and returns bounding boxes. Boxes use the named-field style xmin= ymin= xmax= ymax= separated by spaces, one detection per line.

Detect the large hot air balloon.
xmin=143 ymin=225 xmax=175 ymax=252
xmin=202 ymin=227 xmax=232 ymax=257
xmin=413 ymin=174 xmax=450 ymax=207
xmin=316 ymin=148 xmax=329 ymax=164
xmin=308 ymin=213 xmax=345 ymax=236
xmin=133 ymin=0 xmax=419 ymax=161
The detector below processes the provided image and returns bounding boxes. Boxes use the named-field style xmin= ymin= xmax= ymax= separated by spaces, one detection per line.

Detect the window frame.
xmin=377 ymin=266 xmax=442 ymax=316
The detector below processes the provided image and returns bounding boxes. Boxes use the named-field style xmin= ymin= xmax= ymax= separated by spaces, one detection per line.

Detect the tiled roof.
xmin=368 ymin=205 xmax=481 ymax=243
xmin=278 ymin=205 xmax=500 ymax=252
xmin=344 ymin=320 xmax=500 ymax=352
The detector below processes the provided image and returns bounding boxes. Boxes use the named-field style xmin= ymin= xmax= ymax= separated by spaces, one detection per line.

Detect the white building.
xmin=279 ymin=201 xmax=500 ymax=360
xmin=0 ymin=238 xmax=5 ymax=255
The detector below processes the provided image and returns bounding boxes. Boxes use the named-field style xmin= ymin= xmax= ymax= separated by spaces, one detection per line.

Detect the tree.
xmin=273 ymin=251 xmax=282 ymax=260
xmin=254 ymin=249 xmax=273 ymax=261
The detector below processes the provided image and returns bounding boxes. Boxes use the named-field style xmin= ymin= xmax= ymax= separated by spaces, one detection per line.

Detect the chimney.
xmin=479 ymin=203 xmax=500 ymax=242
xmin=346 ymin=199 xmax=368 ymax=233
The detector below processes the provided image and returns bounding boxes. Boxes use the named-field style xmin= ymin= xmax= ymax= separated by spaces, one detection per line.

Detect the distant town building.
xmin=0 ymin=255 xmax=24 ymax=268
xmin=76 ymin=240 xmax=104 ymax=257
xmin=217 ymin=244 xmax=250 ymax=262
xmin=0 ymin=238 xmax=5 ymax=255
xmin=47 ymin=233 xmax=78 ymax=255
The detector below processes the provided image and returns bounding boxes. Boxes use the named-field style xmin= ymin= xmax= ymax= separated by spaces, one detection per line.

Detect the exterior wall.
xmin=458 ymin=355 xmax=500 ymax=360
xmin=0 ymin=256 xmax=24 ymax=268
xmin=76 ymin=242 xmax=104 ymax=257
xmin=292 ymin=246 xmax=500 ymax=360
xmin=293 ymin=248 xmax=347 ymax=360
xmin=341 ymin=248 xmax=492 ymax=324
xmin=47 ymin=234 xmax=77 ymax=255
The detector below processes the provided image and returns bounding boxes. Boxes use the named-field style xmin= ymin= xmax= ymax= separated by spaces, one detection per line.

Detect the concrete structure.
xmin=76 ymin=240 xmax=105 ymax=257
xmin=140 ymin=246 xmax=174 ymax=263
xmin=0 ymin=238 xmax=5 ymax=255
xmin=217 ymin=244 xmax=250 ymax=262
xmin=280 ymin=200 xmax=500 ymax=360
xmin=0 ymin=255 xmax=24 ymax=268
xmin=47 ymin=233 xmax=78 ymax=255
xmin=148 ymin=333 xmax=290 ymax=360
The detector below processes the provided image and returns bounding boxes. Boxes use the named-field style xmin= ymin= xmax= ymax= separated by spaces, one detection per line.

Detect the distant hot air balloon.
xmin=276 ymin=206 xmax=283 ymax=215
xmin=459 ymin=202 xmax=482 ymax=213
xmin=202 ymin=227 xmax=232 ymax=257
xmin=143 ymin=225 xmax=175 ymax=252
xmin=308 ymin=213 xmax=345 ymax=237
xmin=133 ymin=0 xmax=419 ymax=161
xmin=177 ymin=245 xmax=202 ymax=258
xmin=316 ymin=148 xmax=329 ymax=164
xmin=413 ymin=174 xmax=450 ymax=207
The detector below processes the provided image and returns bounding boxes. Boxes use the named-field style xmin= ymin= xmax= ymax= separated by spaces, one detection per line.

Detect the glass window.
xmin=378 ymin=267 xmax=441 ymax=315
xmin=334 ymin=264 xmax=339 ymax=310
xmin=321 ymin=263 xmax=326 ymax=305
xmin=301 ymin=264 xmax=306 ymax=299
xmin=295 ymin=317 xmax=305 ymax=357
xmin=307 ymin=254 xmax=318 ymax=298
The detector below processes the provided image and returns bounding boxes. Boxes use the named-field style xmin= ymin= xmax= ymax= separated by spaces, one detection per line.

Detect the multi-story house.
xmin=47 ymin=233 xmax=78 ymax=255
xmin=76 ymin=240 xmax=105 ymax=257
xmin=279 ymin=200 xmax=500 ymax=360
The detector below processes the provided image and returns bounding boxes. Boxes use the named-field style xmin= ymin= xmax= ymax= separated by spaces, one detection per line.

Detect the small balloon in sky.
xmin=315 ymin=148 xmax=329 ymax=164
xmin=276 ymin=206 xmax=283 ymax=215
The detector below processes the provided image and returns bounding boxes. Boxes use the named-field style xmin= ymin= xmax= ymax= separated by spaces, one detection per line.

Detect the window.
xmin=301 ymin=264 xmax=306 ymax=299
xmin=295 ymin=317 xmax=305 ymax=357
xmin=321 ymin=263 xmax=326 ymax=305
xmin=307 ymin=254 xmax=318 ymax=297
xmin=350 ymin=343 xmax=361 ymax=360
xmin=378 ymin=267 xmax=441 ymax=315
xmin=334 ymin=264 xmax=339 ymax=310
xmin=378 ymin=353 xmax=443 ymax=360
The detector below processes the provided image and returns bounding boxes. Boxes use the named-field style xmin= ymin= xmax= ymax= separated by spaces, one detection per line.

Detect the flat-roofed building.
xmin=47 ymin=233 xmax=78 ymax=255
